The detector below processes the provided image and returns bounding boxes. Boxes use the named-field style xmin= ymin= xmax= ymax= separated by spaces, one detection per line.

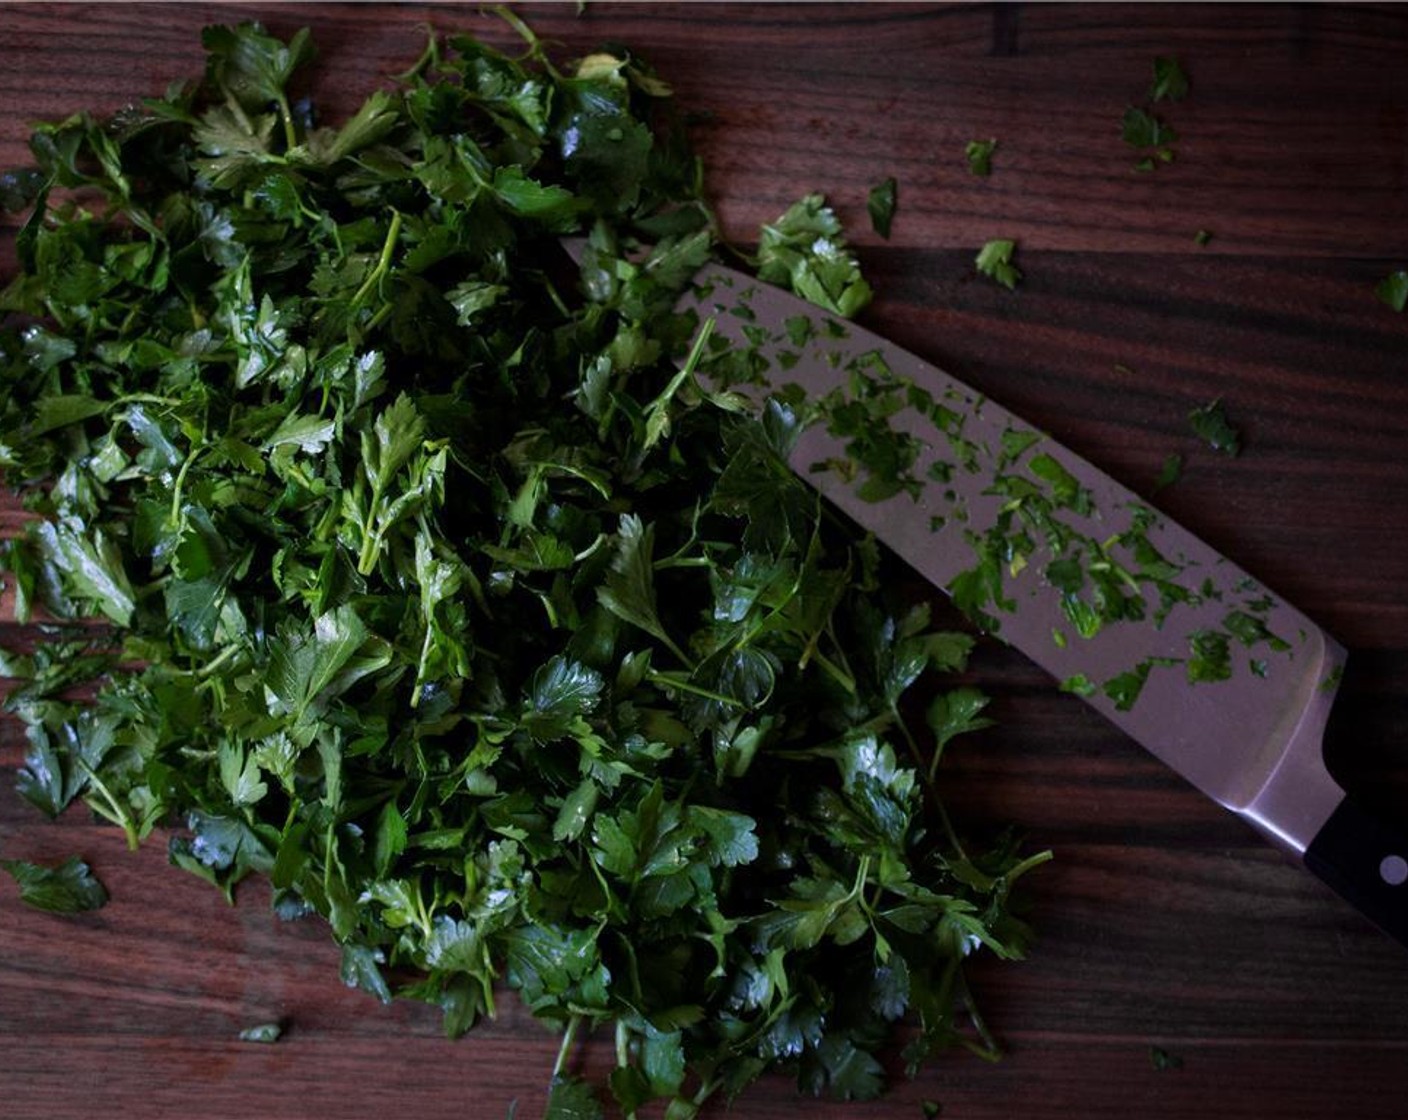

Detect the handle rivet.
xmin=1380 ymin=855 xmax=1408 ymax=887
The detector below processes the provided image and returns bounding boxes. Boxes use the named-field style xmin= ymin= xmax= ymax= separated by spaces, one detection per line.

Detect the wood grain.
xmin=2 ymin=4 xmax=1408 ymax=1118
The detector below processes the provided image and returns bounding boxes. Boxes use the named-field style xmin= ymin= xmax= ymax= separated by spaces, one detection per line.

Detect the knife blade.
xmin=677 ymin=259 xmax=1408 ymax=947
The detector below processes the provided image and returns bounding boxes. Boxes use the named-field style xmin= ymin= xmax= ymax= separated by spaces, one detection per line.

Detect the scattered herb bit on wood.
xmin=965 ymin=139 xmax=997 ymax=177
xmin=1123 ymin=106 xmax=1178 ymax=171
xmin=1150 ymin=1044 xmax=1185 ymax=1071
xmin=975 ymin=239 xmax=1021 ymax=289
xmin=1194 ymin=229 xmax=1213 ymax=247
xmin=867 ymin=175 xmax=898 ymax=238
xmin=1153 ymin=452 xmax=1184 ymax=493
xmin=1378 ymin=270 xmax=1408 ymax=312
xmin=0 ymin=16 xmax=1044 ymax=1117
xmin=1124 ymin=57 xmax=1188 ymax=172
xmin=1149 ymin=57 xmax=1190 ymax=103
xmin=0 ymin=856 xmax=109 ymax=913
xmin=1188 ymin=399 xmax=1242 ymax=456
xmin=1122 ymin=107 xmax=1178 ymax=150
xmin=238 ymin=1021 xmax=285 ymax=1044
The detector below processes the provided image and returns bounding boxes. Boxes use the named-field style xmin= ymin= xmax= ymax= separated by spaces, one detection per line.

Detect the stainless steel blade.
xmin=683 ymin=263 xmax=1347 ymax=856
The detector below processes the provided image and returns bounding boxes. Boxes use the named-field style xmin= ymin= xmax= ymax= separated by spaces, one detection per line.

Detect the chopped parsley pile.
xmin=0 ymin=18 xmax=1045 ymax=1118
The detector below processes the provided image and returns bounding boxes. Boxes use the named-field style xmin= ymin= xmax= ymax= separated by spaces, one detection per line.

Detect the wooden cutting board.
xmin=2 ymin=5 xmax=1407 ymax=1118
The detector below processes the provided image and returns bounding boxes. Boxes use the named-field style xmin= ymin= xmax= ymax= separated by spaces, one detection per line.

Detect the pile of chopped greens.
xmin=0 ymin=17 xmax=1044 ymax=1118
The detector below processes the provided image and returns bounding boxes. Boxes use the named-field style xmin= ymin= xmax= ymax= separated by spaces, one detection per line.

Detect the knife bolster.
xmin=1238 ymin=640 xmax=1348 ymax=856
xmin=1305 ymin=796 xmax=1408 ymax=949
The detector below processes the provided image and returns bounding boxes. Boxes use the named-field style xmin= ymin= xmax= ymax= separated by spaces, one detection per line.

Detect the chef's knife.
xmin=673 ymin=257 xmax=1408 ymax=947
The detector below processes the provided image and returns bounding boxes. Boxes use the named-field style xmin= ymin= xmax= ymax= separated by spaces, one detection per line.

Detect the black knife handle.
xmin=1304 ymin=796 xmax=1408 ymax=948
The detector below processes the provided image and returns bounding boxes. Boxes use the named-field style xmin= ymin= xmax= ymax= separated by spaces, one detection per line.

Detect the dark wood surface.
xmin=3 ymin=4 xmax=1408 ymax=1118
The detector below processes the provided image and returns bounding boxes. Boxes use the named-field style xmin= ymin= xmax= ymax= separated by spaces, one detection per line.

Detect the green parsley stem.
xmin=883 ymin=701 xmax=967 ymax=860
xmin=394 ymin=30 xmax=441 ymax=82
xmin=652 ymin=555 xmax=711 ymax=570
xmin=644 ymin=668 xmax=740 ymax=708
xmin=275 ymin=92 xmax=298 ymax=152
xmin=850 ymin=854 xmax=873 ymax=902
xmin=541 ymin=274 xmax=572 ymax=320
xmin=168 ymin=447 xmax=203 ymax=523
xmin=614 ymin=1021 xmax=645 ymax=1120
xmin=959 ymin=984 xmax=1003 ymax=1063
xmin=194 ymin=642 xmax=243 ymax=680
xmin=1003 ymin=848 xmax=1054 ymax=885
xmin=350 ymin=210 xmax=403 ymax=311
xmin=363 ymin=301 xmax=394 ymax=336
xmin=614 ymin=1019 xmax=630 ymax=1069
xmin=552 ymin=1013 xmax=584 ymax=1080
xmin=691 ymin=1076 xmax=722 ymax=1108
xmin=357 ymin=524 xmax=384 ymax=576
xmin=80 ymin=764 xmax=140 ymax=851
xmin=808 ymin=647 xmax=857 ymax=695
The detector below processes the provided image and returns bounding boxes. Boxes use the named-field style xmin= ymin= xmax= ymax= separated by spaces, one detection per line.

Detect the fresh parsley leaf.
xmin=1122 ymin=106 xmax=1177 ymax=149
xmin=339 ymin=943 xmax=393 ymax=1005
xmin=1377 ymin=269 xmax=1408 ymax=312
xmin=544 ymin=1076 xmax=604 ymax=1120
xmin=757 ymin=193 xmax=873 ymax=316
xmin=867 ymin=176 xmax=898 ymax=239
xmin=975 ymin=239 xmax=1021 ymax=289
xmin=1149 ymin=57 xmax=1190 ymax=103
xmin=1103 ymin=661 xmax=1153 ymax=712
xmin=597 ymin=514 xmax=689 ymax=664
xmin=1153 ymin=451 xmax=1183 ymax=493
xmin=1125 ymin=58 xmax=1188 ymax=172
xmin=1187 ymin=628 xmax=1233 ymax=682
xmin=1188 ymin=398 xmax=1241 ymax=456
xmin=965 ymin=138 xmax=997 ymax=176
xmin=0 ymin=166 xmax=47 ymax=212
xmin=926 ymin=687 xmax=994 ymax=765
xmin=32 ymin=520 xmax=137 ymax=626
xmin=1 ymin=856 xmax=109 ymax=914
xmin=238 ymin=1021 xmax=285 ymax=1043
xmin=1123 ymin=104 xmax=1178 ymax=172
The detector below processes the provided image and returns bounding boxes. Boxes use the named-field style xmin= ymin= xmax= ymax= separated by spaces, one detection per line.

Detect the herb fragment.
xmin=868 ymin=176 xmax=899 ymax=238
xmin=238 ymin=1021 xmax=285 ymax=1043
xmin=975 ymin=239 xmax=1021 ymax=290
xmin=1152 ymin=452 xmax=1183 ymax=493
xmin=1188 ymin=399 xmax=1242 ymax=456
xmin=1104 ymin=662 xmax=1153 ymax=711
xmin=1194 ymin=229 xmax=1213 ymax=246
xmin=0 ymin=856 xmax=109 ymax=914
xmin=1123 ymin=58 xmax=1188 ymax=171
xmin=965 ymin=138 xmax=997 ymax=176
xmin=1122 ymin=107 xmax=1178 ymax=151
xmin=545 ymin=1076 xmax=603 ymax=1120
xmin=1378 ymin=270 xmax=1408 ymax=312
xmin=1150 ymin=1044 xmax=1185 ymax=1070
xmin=1187 ymin=628 xmax=1233 ymax=682
xmin=757 ymin=192 xmax=874 ymax=316
xmin=1149 ymin=57 xmax=1190 ymax=103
